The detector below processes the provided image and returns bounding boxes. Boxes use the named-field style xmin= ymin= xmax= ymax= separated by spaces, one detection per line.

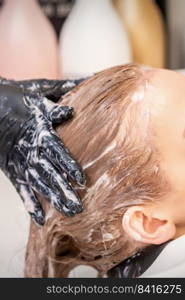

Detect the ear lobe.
xmin=122 ymin=206 xmax=176 ymax=245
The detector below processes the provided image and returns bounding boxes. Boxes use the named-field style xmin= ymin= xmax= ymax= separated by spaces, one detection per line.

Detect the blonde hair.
xmin=25 ymin=64 xmax=170 ymax=277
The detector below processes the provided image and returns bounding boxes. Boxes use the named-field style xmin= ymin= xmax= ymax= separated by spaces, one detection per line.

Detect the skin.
xmin=149 ymin=69 xmax=185 ymax=237
xmin=123 ymin=68 xmax=185 ymax=243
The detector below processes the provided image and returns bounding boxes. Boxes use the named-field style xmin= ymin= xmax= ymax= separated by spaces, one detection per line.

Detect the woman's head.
xmin=25 ymin=64 xmax=185 ymax=277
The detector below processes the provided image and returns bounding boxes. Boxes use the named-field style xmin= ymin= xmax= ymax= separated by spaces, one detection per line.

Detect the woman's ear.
xmin=122 ymin=206 xmax=176 ymax=244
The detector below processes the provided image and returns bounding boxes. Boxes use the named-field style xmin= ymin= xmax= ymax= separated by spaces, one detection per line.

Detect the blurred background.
xmin=0 ymin=0 xmax=184 ymax=277
xmin=0 ymin=0 xmax=184 ymax=81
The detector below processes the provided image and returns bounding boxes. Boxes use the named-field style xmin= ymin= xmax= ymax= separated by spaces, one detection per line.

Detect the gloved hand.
xmin=0 ymin=77 xmax=85 ymax=102
xmin=0 ymin=81 xmax=85 ymax=226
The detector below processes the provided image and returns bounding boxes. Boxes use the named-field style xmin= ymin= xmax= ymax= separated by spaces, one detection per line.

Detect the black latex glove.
xmin=0 ymin=77 xmax=85 ymax=102
xmin=0 ymin=78 xmax=86 ymax=226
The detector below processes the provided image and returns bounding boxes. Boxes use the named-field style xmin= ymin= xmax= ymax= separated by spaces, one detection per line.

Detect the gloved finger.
xmin=42 ymin=80 xmax=77 ymax=101
xmin=42 ymin=133 xmax=86 ymax=186
xmin=26 ymin=168 xmax=80 ymax=216
xmin=35 ymin=156 xmax=83 ymax=214
xmin=38 ymin=97 xmax=74 ymax=123
xmin=48 ymin=105 xmax=74 ymax=124
xmin=17 ymin=182 xmax=45 ymax=226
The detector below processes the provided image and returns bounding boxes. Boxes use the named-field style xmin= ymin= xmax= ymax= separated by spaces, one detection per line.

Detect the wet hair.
xmin=25 ymin=64 xmax=170 ymax=277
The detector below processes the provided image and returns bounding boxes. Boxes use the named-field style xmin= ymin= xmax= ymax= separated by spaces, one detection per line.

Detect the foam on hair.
xmin=25 ymin=64 xmax=170 ymax=277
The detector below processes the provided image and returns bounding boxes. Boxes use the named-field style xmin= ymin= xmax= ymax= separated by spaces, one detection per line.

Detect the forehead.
xmin=131 ymin=69 xmax=185 ymax=164
xmin=144 ymin=68 xmax=185 ymax=167
xmin=146 ymin=68 xmax=185 ymax=112
xmin=136 ymin=68 xmax=185 ymax=137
